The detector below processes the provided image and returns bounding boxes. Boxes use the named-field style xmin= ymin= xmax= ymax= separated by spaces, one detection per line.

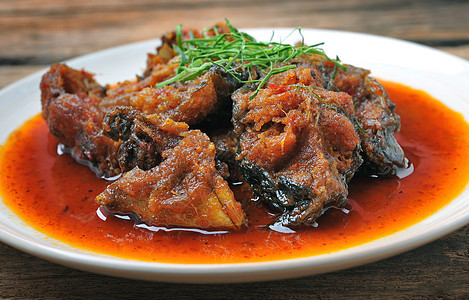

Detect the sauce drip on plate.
xmin=1 ymin=81 xmax=469 ymax=264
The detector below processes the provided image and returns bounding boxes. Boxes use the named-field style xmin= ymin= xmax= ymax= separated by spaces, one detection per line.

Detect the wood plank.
xmin=0 ymin=65 xmax=46 ymax=88
xmin=1 ymin=0 xmax=468 ymax=64
xmin=1 ymin=0 xmax=469 ymax=297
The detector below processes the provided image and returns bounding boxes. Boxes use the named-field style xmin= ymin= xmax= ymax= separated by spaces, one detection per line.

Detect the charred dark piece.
xmin=102 ymin=107 xmax=189 ymax=173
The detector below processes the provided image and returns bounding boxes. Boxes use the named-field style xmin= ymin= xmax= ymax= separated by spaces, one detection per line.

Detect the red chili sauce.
xmin=1 ymin=81 xmax=469 ymax=264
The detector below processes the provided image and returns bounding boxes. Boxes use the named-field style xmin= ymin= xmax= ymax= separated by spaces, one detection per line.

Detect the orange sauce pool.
xmin=1 ymin=81 xmax=469 ymax=264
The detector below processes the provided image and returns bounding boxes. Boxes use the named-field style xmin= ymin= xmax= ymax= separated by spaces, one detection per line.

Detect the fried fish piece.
xmin=40 ymin=23 xmax=242 ymax=177
xmin=291 ymin=54 xmax=406 ymax=175
xmin=97 ymin=109 xmax=246 ymax=230
xmin=232 ymin=67 xmax=362 ymax=226
xmin=40 ymin=63 xmax=122 ymax=177
xmin=333 ymin=65 xmax=406 ymax=175
xmin=40 ymin=60 xmax=239 ymax=177
xmin=100 ymin=24 xmax=241 ymax=128
xmin=122 ymin=65 xmax=238 ymax=126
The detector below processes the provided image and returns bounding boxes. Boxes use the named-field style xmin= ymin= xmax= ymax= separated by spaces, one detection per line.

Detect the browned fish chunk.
xmin=97 ymin=109 xmax=246 ymax=230
xmin=40 ymin=63 xmax=122 ymax=177
xmin=232 ymin=68 xmax=362 ymax=226
xmin=40 ymin=59 xmax=239 ymax=176
xmin=292 ymin=54 xmax=406 ymax=175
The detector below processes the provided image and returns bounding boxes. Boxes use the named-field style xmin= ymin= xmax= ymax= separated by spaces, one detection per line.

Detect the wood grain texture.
xmin=1 ymin=0 xmax=469 ymax=298
xmin=1 ymin=0 xmax=468 ymax=64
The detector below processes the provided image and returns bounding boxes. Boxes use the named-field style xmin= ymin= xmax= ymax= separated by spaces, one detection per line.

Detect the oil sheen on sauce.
xmin=1 ymin=81 xmax=469 ymax=264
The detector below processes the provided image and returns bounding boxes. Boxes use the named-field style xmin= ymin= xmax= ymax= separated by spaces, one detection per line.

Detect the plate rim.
xmin=1 ymin=27 xmax=469 ymax=283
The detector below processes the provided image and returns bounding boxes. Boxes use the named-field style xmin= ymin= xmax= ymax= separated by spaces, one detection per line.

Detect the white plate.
xmin=1 ymin=28 xmax=469 ymax=283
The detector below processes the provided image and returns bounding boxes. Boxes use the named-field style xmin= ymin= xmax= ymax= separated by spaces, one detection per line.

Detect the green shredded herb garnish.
xmin=331 ymin=55 xmax=341 ymax=80
xmin=155 ymin=19 xmax=346 ymax=99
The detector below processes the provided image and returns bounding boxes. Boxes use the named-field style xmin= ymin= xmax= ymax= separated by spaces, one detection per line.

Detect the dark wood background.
xmin=1 ymin=0 xmax=469 ymax=298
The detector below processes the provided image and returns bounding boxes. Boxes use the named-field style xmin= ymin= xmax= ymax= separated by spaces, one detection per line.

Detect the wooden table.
xmin=1 ymin=0 xmax=468 ymax=298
